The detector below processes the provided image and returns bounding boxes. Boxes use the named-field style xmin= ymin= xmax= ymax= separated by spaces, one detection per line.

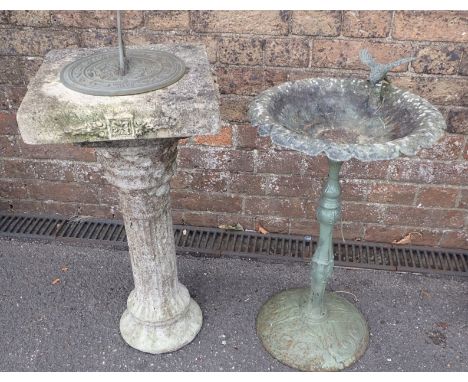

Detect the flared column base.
xmin=257 ymin=288 xmax=369 ymax=371
xmin=120 ymin=298 xmax=202 ymax=354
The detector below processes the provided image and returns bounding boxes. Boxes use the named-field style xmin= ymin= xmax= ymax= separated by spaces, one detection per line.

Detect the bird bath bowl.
xmin=249 ymin=77 xmax=446 ymax=371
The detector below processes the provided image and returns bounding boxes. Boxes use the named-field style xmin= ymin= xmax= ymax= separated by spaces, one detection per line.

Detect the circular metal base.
xmin=60 ymin=49 xmax=185 ymax=96
xmin=257 ymin=288 xmax=369 ymax=371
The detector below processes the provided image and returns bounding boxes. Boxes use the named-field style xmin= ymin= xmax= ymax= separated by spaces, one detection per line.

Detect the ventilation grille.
xmin=0 ymin=213 xmax=466 ymax=277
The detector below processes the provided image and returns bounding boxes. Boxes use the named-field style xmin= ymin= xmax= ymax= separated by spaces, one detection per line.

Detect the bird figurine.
xmin=359 ymin=49 xmax=415 ymax=86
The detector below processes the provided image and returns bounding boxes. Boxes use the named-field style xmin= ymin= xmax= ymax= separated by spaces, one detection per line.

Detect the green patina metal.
xmin=249 ymin=51 xmax=446 ymax=371
xmin=256 ymin=159 xmax=369 ymax=371
xmin=60 ymin=11 xmax=185 ymax=96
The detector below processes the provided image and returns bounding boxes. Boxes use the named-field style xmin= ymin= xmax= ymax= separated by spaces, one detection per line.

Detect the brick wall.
xmin=0 ymin=10 xmax=467 ymax=249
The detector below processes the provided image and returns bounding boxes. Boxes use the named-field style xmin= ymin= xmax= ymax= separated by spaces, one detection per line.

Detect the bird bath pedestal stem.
xmin=256 ymin=158 xmax=369 ymax=371
xmin=16 ymin=44 xmax=220 ymax=354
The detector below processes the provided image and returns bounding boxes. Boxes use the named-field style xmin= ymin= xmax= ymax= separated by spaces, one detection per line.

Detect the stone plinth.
xmin=17 ymin=44 xmax=219 ymax=144
xmin=16 ymin=44 xmax=220 ymax=354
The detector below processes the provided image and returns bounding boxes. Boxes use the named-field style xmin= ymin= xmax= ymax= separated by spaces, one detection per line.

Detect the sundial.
xmin=60 ymin=11 xmax=185 ymax=96
xmin=17 ymin=11 xmax=220 ymax=355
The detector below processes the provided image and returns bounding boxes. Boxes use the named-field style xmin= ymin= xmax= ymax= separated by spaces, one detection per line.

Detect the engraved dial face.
xmin=60 ymin=49 xmax=186 ymax=96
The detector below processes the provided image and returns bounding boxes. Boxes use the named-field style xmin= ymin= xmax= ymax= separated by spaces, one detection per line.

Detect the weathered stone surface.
xmin=17 ymin=44 xmax=220 ymax=144
xmin=95 ymin=140 xmax=202 ymax=353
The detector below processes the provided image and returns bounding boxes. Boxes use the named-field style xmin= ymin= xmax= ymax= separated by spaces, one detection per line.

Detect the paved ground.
xmin=0 ymin=237 xmax=466 ymax=372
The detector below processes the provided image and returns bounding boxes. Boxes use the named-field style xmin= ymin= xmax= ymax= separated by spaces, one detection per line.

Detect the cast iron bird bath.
xmin=248 ymin=53 xmax=446 ymax=371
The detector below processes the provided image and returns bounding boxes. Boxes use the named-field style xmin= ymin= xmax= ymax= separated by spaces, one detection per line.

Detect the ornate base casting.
xmin=256 ymin=160 xmax=369 ymax=371
xmin=95 ymin=139 xmax=202 ymax=353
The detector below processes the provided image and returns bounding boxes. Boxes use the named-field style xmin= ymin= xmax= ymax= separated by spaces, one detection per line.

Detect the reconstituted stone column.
xmin=95 ymin=139 xmax=202 ymax=354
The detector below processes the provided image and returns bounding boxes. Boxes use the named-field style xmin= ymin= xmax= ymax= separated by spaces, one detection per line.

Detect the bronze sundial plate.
xmin=60 ymin=49 xmax=186 ymax=96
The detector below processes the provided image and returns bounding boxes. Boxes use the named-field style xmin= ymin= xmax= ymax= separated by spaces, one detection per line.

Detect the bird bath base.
xmin=257 ymin=289 xmax=368 ymax=371
xmin=256 ymin=159 xmax=369 ymax=371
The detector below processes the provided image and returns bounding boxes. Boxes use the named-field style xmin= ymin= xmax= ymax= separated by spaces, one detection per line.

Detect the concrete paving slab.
xmin=0 ymin=238 xmax=466 ymax=371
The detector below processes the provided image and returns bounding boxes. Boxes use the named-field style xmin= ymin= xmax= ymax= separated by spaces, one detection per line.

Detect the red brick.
xmin=388 ymin=159 xmax=468 ymax=186
xmin=342 ymin=159 xmax=390 ymax=180
xmin=0 ymin=179 xmax=28 ymax=199
xmin=3 ymin=159 xmax=35 ymax=178
xmin=460 ymin=50 xmax=468 ymax=76
xmin=0 ymin=28 xmax=79 ymax=56
xmin=340 ymin=178 xmax=371 ymax=202
xmin=383 ymin=205 xmax=464 ymax=229
xmin=341 ymin=202 xmax=384 ymax=224
xmin=342 ymin=11 xmax=392 ymax=38
xmin=177 ymin=147 xmax=254 ymax=173
xmin=417 ymin=134 xmax=464 ymax=160
xmin=51 ymin=11 xmax=143 ymax=29
xmin=302 ymin=154 xmax=329 ymax=177
xmin=18 ymin=139 xmax=96 ymax=162
xmin=171 ymin=190 xmax=242 ymax=213
xmin=393 ymin=76 xmax=468 ymax=107
xmin=145 ymin=11 xmax=189 ymax=31
xmin=393 ymin=11 xmax=468 ymax=42
xmin=1 ymin=199 xmax=43 ymax=214
xmin=194 ymin=126 xmax=232 ymax=147
xmin=234 ymin=124 xmax=271 ymax=150
xmin=171 ymin=170 xmax=228 ymax=193
xmin=439 ymin=231 xmax=468 ymax=249
xmin=364 ymin=225 xmax=443 ymax=246
xmin=459 ymin=189 xmax=468 ymax=209
xmin=171 ymin=210 xmax=183 ymax=225
xmin=218 ymin=37 xmax=264 ymax=66
xmin=27 ymin=180 xmax=99 ymax=204
xmin=244 ymin=196 xmax=307 ymax=218
xmin=264 ymin=68 xmax=289 ymax=88
xmin=191 ymin=11 xmax=288 ymax=35
xmin=0 ymin=112 xmax=18 ymax=134
xmin=220 ymin=96 xmax=251 ymax=123
xmin=182 ymin=212 xmax=218 ymax=228
xmin=79 ymin=30 xmax=117 ymax=48
xmin=9 ymin=10 xmax=51 ymax=27
xmin=367 ymin=183 xmax=417 ymax=205
xmin=264 ymin=38 xmax=309 ymax=67
xmin=413 ymin=45 xmax=463 ymax=75
xmin=216 ymin=66 xmax=264 ymax=96
xmin=417 ymin=187 xmax=459 ymax=208
xmin=0 ymin=56 xmax=42 ymax=86
xmin=125 ymin=32 xmax=218 ymax=64
xmin=256 ymin=150 xmax=305 ymax=175
xmin=229 ymin=173 xmax=266 ymax=195
xmin=292 ymin=11 xmax=341 ymax=36
xmin=0 ymin=85 xmax=27 ymax=110
xmin=265 ymin=174 xmax=322 ymax=199
xmin=80 ymin=203 xmax=122 ymax=220
xmin=0 ymin=135 xmax=20 ymax=157
xmin=312 ymin=40 xmax=413 ymax=72
xmin=447 ymin=108 xmax=468 ymax=135
xmin=289 ymin=219 xmax=320 ymax=237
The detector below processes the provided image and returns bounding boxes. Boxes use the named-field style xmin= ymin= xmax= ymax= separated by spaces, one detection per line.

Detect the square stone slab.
xmin=17 ymin=44 xmax=220 ymax=144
